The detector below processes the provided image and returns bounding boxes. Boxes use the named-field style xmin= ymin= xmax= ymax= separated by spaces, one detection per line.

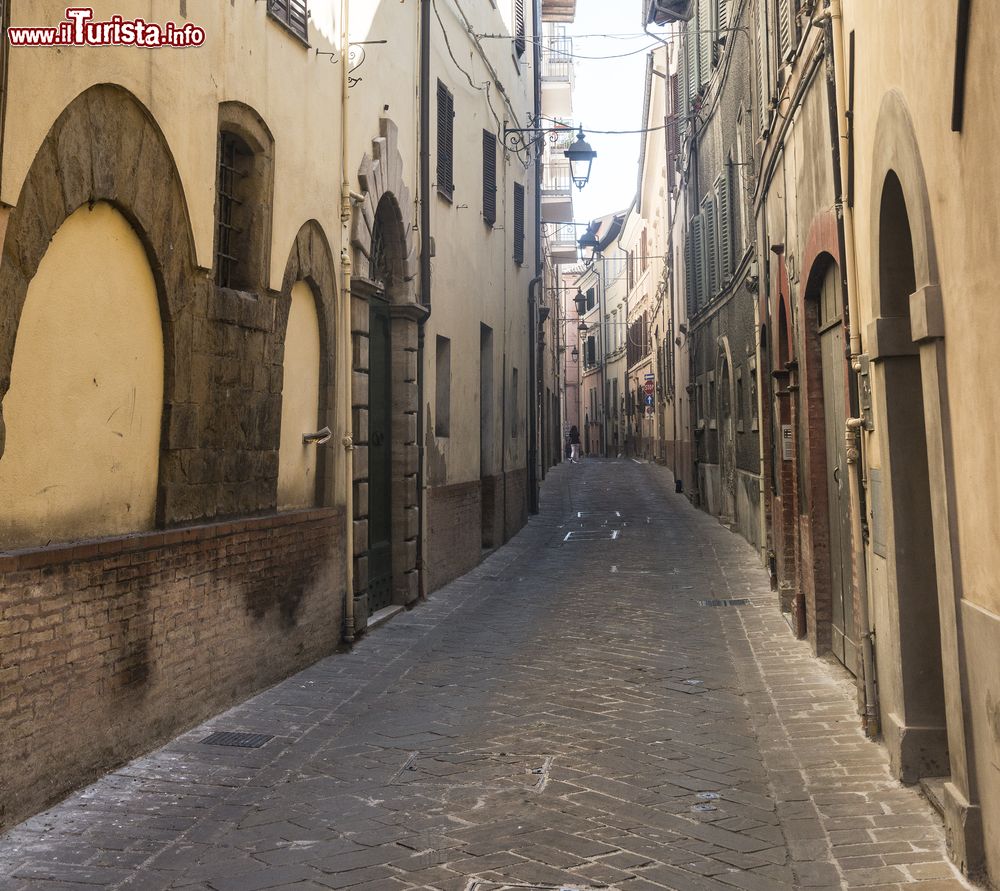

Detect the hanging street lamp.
xmin=565 ymin=128 xmax=597 ymax=190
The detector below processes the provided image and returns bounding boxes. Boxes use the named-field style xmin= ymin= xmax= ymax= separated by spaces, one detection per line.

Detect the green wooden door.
xmin=368 ymin=300 xmax=393 ymax=613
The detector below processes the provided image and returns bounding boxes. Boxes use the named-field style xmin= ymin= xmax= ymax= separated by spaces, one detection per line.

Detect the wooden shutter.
xmin=718 ymin=169 xmax=733 ymax=281
xmin=693 ymin=214 xmax=705 ymax=309
xmin=667 ymin=75 xmax=680 ymax=188
xmin=718 ymin=0 xmax=729 ymax=35
xmin=777 ymin=0 xmax=792 ymax=60
xmin=268 ymin=0 xmax=308 ymax=41
xmin=704 ymin=198 xmax=719 ymax=297
xmin=685 ymin=231 xmax=696 ymax=317
xmin=437 ymin=81 xmax=454 ymax=200
xmin=514 ymin=0 xmax=526 ymax=58
xmin=754 ymin=0 xmax=769 ymax=132
xmin=482 ymin=130 xmax=497 ymax=225
xmin=698 ymin=0 xmax=712 ymax=87
xmin=513 ymin=182 xmax=525 ymax=265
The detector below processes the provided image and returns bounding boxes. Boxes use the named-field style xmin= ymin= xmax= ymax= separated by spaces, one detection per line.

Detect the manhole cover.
xmin=691 ymin=803 xmax=718 ymax=812
xmin=696 ymin=791 xmax=721 ymax=800
xmin=200 ymin=732 xmax=274 ymax=748
xmin=698 ymin=598 xmax=750 ymax=607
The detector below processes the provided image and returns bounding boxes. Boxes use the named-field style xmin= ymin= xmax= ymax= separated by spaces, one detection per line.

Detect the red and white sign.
xmin=643 ymin=380 xmax=655 ymax=396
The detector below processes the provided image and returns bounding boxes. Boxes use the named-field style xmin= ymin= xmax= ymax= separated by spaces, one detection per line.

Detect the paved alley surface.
xmin=0 ymin=461 xmax=973 ymax=891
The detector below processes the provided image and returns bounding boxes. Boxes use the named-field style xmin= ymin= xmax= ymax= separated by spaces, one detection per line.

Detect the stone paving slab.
xmin=0 ymin=460 xmax=976 ymax=890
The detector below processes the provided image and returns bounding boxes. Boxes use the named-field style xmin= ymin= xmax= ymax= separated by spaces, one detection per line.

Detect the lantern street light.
xmin=571 ymin=345 xmax=579 ymax=362
xmin=578 ymin=229 xmax=600 ymax=252
xmin=565 ymin=128 xmax=597 ymax=190
xmin=573 ymin=289 xmax=588 ymax=316
xmin=503 ymin=121 xmax=598 ymax=191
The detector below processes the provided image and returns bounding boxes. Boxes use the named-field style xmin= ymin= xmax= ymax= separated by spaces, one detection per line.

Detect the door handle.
xmin=833 ymin=466 xmax=841 ymax=486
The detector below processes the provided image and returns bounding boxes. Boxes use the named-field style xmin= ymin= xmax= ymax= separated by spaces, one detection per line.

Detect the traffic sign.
xmin=643 ymin=381 xmax=655 ymax=396
xmin=644 ymin=373 xmax=655 ymax=381
xmin=645 ymin=394 xmax=654 ymax=407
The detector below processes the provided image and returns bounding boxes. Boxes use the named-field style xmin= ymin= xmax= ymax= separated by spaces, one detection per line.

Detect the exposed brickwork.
xmin=503 ymin=467 xmax=529 ymax=542
xmin=0 ymin=508 xmax=344 ymax=831
xmin=425 ymin=480 xmax=482 ymax=592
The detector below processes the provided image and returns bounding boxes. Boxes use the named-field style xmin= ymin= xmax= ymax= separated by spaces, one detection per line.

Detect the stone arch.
xmin=277 ymin=221 xmax=340 ymax=508
xmin=0 ymin=83 xmax=200 ymax=525
xmin=348 ymin=118 xmax=425 ymax=632
xmin=868 ymin=91 xmax=982 ymax=872
xmin=351 ymin=118 xmax=418 ymax=304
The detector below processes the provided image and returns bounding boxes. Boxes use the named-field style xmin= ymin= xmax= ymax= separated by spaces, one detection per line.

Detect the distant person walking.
xmin=569 ymin=425 xmax=581 ymax=464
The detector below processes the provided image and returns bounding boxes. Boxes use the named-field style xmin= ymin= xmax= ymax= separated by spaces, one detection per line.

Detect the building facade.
xmin=648 ymin=0 xmax=1000 ymax=882
xmin=0 ymin=0 xmax=540 ymax=830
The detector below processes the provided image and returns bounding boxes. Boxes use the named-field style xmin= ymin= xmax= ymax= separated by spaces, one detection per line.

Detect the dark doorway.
xmin=878 ymin=171 xmax=948 ymax=776
xmin=480 ymin=324 xmax=495 ymax=548
xmin=368 ymin=299 xmax=393 ymax=612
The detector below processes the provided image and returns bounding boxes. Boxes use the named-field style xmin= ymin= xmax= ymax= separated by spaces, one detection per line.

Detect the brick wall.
xmin=504 ymin=468 xmax=529 ymax=542
xmin=425 ymin=481 xmax=482 ymax=593
xmin=0 ymin=508 xmax=344 ymax=830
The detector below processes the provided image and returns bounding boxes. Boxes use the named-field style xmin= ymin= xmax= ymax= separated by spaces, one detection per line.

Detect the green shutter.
xmin=482 ymin=130 xmax=497 ymax=225
xmin=698 ymin=0 xmax=712 ymax=86
xmin=718 ymin=169 xmax=733 ymax=282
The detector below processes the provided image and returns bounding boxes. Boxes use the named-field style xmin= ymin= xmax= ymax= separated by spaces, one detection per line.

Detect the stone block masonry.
xmin=0 ymin=508 xmax=344 ymax=831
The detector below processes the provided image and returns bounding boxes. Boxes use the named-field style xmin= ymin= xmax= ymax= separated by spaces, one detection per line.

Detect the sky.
xmin=566 ymin=1 xmax=667 ymax=224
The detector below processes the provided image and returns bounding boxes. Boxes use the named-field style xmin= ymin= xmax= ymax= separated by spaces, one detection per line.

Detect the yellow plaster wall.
xmin=3 ymin=1 xmax=343 ymax=290
xmin=844 ymin=0 xmax=1000 ymax=618
xmin=277 ymin=281 xmax=322 ymax=511
xmin=0 ymin=203 xmax=163 ymax=549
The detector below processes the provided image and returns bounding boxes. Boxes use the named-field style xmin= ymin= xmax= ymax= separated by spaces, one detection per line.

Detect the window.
xmin=585 ymin=336 xmax=596 ymax=367
xmin=513 ymin=182 xmax=525 ymax=265
xmin=511 ymin=367 xmax=520 ymax=437
xmin=435 ymin=336 xmax=451 ymax=437
xmin=267 ymin=0 xmax=309 ymax=43
xmin=749 ymin=358 xmax=759 ymax=431
xmin=437 ymin=81 xmax=455 ymax=201
xmin=641 ymin=228 xmax=649 ymax=272
xmin=708 ymin=373 xmax=717 ymax=428
xmin=736 ymin=367 xmax=745 ymax=432
xmin=482 ymin=130 xmax=497 ymax=226
xmin=213 ymin=103 xmax=275 ymax=294
xmin=586 ymin=288 xmax=596 ymax=312
xmin=514 ymin=0 xmax=526 ymax=58
xmin=215 ymin=131 xmax=252 ymax=289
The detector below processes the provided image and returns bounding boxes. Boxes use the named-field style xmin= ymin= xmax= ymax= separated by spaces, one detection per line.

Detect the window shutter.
xmin=718 ymin=0 xmax=729 ymax=35
xmin=693 ymin=215 xmax=705 ymax=309
xmin=668 ymin=75 xmax=680 ymax=187
xmin=778 ymin=0 xmax=792 ymax=60
xmin=704 ymin=198 xmax=719 ymax=297
xmin=718 ymin=169 xmax=733 ymax=281
xmin=685 ymin=24 xmax=698 ymax=109
xmin=755 ymin=0 xmax=769 ymax=132
xmin=267 ymin=0 xmax=308 ymax=41
xmin=698 ymin=0 xmax=712 ymax=87
xmin=685 ymin=230 xmax=696 ymax=317
xmin=514 ymin=0 xmax=526 ymax=58
xmin=482 ymin=130 xmax=497 ymax=225
xmin=513 ymin=182 xmax=525 ymax=265
xmin=437 ymin=81 xmax=454 ymax=200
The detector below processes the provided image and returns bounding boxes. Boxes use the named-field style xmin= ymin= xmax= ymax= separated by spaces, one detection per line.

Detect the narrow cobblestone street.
xmin=0 ymin=461 xmax=972 ymax=891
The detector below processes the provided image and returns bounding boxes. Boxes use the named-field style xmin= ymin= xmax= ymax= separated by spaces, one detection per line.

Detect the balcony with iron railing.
xmin=543 ymin=160 xmax=572 ymax=196
xmin=542 ymin=40 xmax=573 ymax=82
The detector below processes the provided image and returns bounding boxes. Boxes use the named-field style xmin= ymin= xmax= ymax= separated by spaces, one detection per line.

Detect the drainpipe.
xmin=417 ymin=0 xmax=433 ymax=594
xmin=526 ymin=0 xmax=542 ymax=514
xmin=340 ymin=0 xmax=355 ymax=644
xmin=824 ymin=0 xmax=877 ymax=731
xmin=528 ymin=276 xmax=541 ymax=513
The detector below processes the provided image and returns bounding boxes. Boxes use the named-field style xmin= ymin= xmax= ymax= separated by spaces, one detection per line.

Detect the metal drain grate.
xmin=698 ymin=598 xmax=750 ymax=607
xmin=200 ymin=731 xmax=274 ymax=748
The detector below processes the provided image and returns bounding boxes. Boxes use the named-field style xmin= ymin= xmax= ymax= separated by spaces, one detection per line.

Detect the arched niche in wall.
xmin=277 ymin=280 xmax=322 ymax=510
xmin=0 ymin=203 xmax=164 ymax=548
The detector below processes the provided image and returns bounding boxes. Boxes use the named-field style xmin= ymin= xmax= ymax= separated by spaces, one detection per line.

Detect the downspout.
xmin=526 ymin=0 xmax=542 ymax=514
xmin=824 ymin=0 xmax=877 ymax=733
xmin=417 ymin=0 xmax=433 ymax=594
xmin=339 ymin=0 xmax=355 ymax=644
xmin=597 ymin=254 xmax=608 ymax=458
